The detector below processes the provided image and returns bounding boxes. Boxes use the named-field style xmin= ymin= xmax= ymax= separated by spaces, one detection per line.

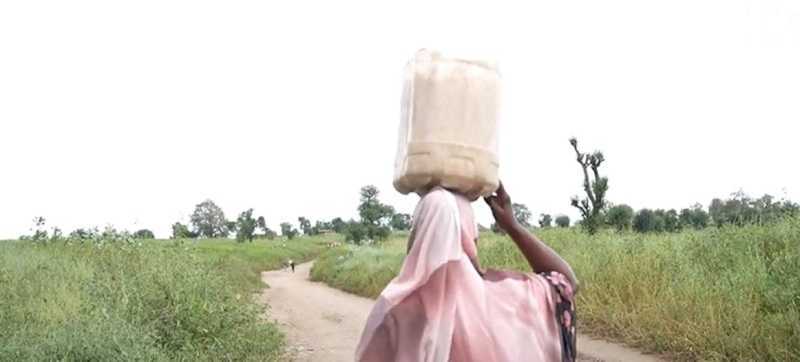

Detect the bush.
xmin=555 ymin=215 xmax=571 ymax=228
xmin=133 ymin=229 xmax=155 ymax=239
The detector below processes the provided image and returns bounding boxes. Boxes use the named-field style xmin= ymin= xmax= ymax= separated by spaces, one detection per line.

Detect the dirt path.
xmin=259 ymin=262 xmax=663 ymax=362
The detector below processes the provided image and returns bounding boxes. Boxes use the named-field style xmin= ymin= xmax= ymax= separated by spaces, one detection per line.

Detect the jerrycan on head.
xmin=393 ymin=49 xmax=501 ymax=201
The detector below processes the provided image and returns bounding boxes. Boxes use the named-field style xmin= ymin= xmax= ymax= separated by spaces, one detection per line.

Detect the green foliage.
xmin=171 ymin=222 xmax=195 ymax=239
xmin=236 ymin=209 xmax=257 ymax=242
xmin=555 ymin=215 xmax=571 ymax=228
xmin=606 ymin=204 xmax=634 ymax=231
xmin=312 ymin=220 xmax=800 ymax=361
xmin=133 ymin=229 xmax=155 ymax=239
xmin=331 ymin=217 xmax=347 ymax=233
xmin=568 ymin=138 xmax=608 ymax=235
xmin=390 ymin=213 xmax=412 ymax=231
xmin=0 ymin=240 xmax=292 ymax=361
xmin=662 ymin=209 xmax=681 ymax=232
xmin=69 ymin=228 xmax=96 ymax=240
xmin=297 ymin=217 xmax=312 ymax=235
xmin=680 ymin=204 xmax=709 ymax=230
xmin=538 ymin=214 xmax=553 ymax=228
xmin=279 ymin=222 xmax=298 ymax=239
xmin=633 ymin=208 xmax=657 ymax=232
xmin=356 ymin=185 xmax=394 ymax=241
xmin=190 ymin=199 xmax=228 ymax=238
xmin=191 ymin=236 xmax=331 ymax=290
xmin=710 ymin=192 xmax=798 ymax=227
xmin=512 ymin=203 xmax=532 ymax=227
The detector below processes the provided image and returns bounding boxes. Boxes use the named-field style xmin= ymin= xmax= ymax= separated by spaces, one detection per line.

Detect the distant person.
xmin=289 ymin=259 xmax=295 ymax=273
xmin=355 ymin=183 xmax=579 ymax=362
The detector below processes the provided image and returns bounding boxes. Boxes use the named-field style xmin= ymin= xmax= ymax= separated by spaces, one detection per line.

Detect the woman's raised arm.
xmin=484 ymin=182 xmax=580 ymax=293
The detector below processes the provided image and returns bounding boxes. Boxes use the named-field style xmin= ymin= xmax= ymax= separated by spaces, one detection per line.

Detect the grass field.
xmin=311 ymin=219 xmax=800 ymax=361
xmin=0 ymin=235 xmax=331 ymax=361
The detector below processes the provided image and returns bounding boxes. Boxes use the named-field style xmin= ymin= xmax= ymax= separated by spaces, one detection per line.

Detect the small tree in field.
xmin=133 ymin=229 xmax=155 ymax=239
xmin=539 ymin=214 xmax=553 ymax=228
xmin=357 ymin=185 xmax=394 ymax=241
xmin=190 ymin=199 xmax=228 ymax=238
xmin=513 ymin=203 xmax=533 ymax=228
xmin=298 ymin=217 xmax=313 ymax=235
xmin=555 ymin=215 xmax=571 ymax=228
xmin=606 ymin=204 xmax=634 ymax=231
xmin=680 ymin=204 xmax=709 ymax=230
xmin=633 ymin=209 xmax=657 ymax=233
xmin=331 ymin=217 xmax=347 ymax=233
xmin=280 ymin=222 xmax=298 ymax=239
xmin=569 ymin=138 xmax=608 ymax=234
xmin=236 ymin=209 xmax=257 ymax=242
xmin=171 ymin=222 xmax=195 ymax=239
xmin=391 ymin=213 xmax=412 ymax=231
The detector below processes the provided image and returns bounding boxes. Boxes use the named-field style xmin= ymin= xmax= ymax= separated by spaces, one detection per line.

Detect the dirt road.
xmin=259 ymin=262 xmax=663 ymax=362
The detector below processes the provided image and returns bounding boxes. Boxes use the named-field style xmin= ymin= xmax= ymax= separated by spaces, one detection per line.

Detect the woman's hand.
xmin=484 ymin=182 xmax=519 ymax=234
xmin=485 ymin=181 xmax=580 ymax=293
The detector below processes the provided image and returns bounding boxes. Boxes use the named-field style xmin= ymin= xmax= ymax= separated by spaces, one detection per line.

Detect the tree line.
xmin=169 ymin=185 xmax=412 ymax=244
xmin=545 ymin=138 xmax=800 ymax=234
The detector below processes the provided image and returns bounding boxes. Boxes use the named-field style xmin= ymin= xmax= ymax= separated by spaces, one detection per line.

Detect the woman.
xmin=355 ymin=182 xmax=579 ymax=362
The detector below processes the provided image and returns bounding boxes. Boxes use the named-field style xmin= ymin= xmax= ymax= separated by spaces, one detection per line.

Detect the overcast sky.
xmin=1 ymin=0 xmax=798 ymax=239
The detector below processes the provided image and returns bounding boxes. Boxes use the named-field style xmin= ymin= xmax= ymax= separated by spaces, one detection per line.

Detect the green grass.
xmin=189 ymin=235 xmax=336 ymax=291
xmin=0 ymin=235 xmax=331 ymax=361
xmin=310 ymin=219 xmax=800 ymax=361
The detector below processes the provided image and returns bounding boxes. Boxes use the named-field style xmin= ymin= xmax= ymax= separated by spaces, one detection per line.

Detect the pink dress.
xmin=355 ymin=188 xmax=576 ymax=362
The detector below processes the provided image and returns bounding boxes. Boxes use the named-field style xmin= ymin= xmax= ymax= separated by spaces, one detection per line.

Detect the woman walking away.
xmin=355 ymin=182 xmax=579 ymax=362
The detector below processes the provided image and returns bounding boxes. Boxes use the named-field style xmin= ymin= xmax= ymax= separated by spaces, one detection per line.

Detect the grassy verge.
xmin=310 ymin=219 xmax=800 ymax=361
xmin=0 ymin=235 xmax=332 ymax=361
xmin=189 ymin=235 xmax=335 ymax=291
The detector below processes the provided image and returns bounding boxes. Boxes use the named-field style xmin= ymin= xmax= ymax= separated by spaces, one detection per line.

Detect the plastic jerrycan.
xmin=393 ymin=49 xmax=501 ymax=200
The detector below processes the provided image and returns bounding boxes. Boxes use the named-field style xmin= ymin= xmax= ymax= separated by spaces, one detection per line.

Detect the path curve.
xmin=259 ymin=262 xmax=663 ymax=362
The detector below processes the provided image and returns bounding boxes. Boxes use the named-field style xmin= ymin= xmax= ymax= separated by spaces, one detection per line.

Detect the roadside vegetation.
xmin=0 ymin=233 xmax=330 ymax=361
xmin=312 ymin=219 xmax=800 ymax=361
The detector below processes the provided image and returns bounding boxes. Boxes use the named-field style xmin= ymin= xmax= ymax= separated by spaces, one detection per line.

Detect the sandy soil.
xmin=259 ymin=262 xmax=664 ymax=362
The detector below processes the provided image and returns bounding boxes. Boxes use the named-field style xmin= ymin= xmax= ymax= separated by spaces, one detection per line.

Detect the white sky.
xmin=1 ymin=0 xmax=799 ymax=239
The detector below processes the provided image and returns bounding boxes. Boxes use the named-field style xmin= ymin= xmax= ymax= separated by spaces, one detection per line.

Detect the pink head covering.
xmin=355 ymin=187 xmax=567 ymax=362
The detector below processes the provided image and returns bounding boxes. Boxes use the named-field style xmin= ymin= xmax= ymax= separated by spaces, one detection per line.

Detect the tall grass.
xmin=310 ymin=219 xmax=800 ymax=361
xmin=0 ymin=235 xmax=331 ymax=361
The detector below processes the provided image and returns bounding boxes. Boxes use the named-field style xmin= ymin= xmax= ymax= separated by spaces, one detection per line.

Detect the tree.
xmin=555 ymin=215 xmax=571 ymax=228
xmin=633 ymin=209 xmax=659 ymax=233
xmin=538 ymin=214 xmax=553 ymax=228
xmin=356 ymin=185 xmax=394 ymax=241
xmin=31 ymin=216 xmax=48 ymax=242
xmin=513 ymin=203 xmax=532 ymax=228
xmin=235 ymin=209 xmax=257 ymax=242
xmin=280 ymin=222 xmax=298 ymax=239
xmin=391 ymin=213 xmax=412 ymax=231
xmin=190 ymin=199 xmax=228 ymax=238
xmin=708 ymin=192 xmax=798 ymax=227
xmin=343 ymin=220 xmax=368 ymax=244
xmin=331 ymin=217 xmax=347 ymax=233
xmin=298 ymin=217 xmax=313 ymax=235
xmin=224 ymin=221 xmax=236 ymax=237
xmin=663 ymin=209 xmax=681 ymax=232
xmin=568 ymin=138 xmax=608 ymax=235
xmin=171 ymin=222 xmax=195 ymax=239
xmin=606 ymin=204 xmax=634 ymax=231
xmin=133 ymin=229 xmax=155 ymax=239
